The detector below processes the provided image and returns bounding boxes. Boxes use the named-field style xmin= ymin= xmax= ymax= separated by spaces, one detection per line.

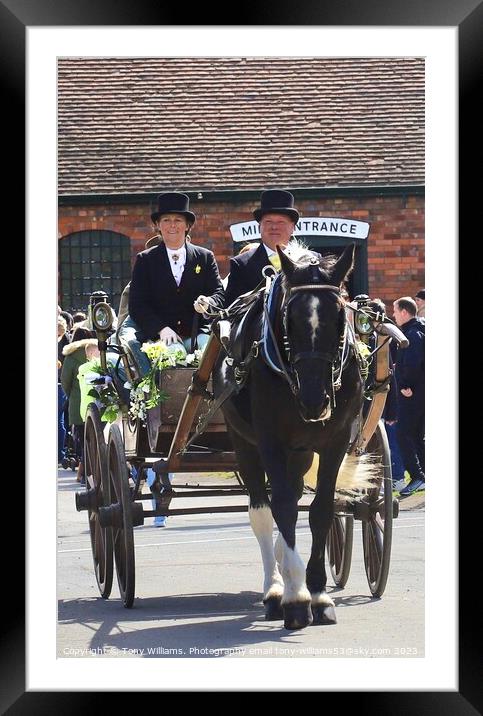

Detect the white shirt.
xmin=166 ymin=245 xmax=187 ymax=286
xmin=262 ymin=242 xmax=276 ymax=258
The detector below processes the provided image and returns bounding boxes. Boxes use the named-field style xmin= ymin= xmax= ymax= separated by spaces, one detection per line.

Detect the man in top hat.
xmin=128 ymin=192 xmax=224 ymax=360
xmin=224 ymin=189 xmax=300 ymax=307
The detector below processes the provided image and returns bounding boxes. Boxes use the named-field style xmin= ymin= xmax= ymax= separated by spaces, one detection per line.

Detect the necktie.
xmin=269 ymin=253 xmax=281 ymax=272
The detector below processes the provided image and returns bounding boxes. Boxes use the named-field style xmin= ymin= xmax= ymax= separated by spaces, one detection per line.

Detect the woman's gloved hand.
xmin=193 ymin=295 xmax=210 ymax=314
xmin=159 ymin=326 xmax=182 ymax=345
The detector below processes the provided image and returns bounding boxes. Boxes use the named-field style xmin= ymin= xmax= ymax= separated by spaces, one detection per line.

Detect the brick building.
xmin=58 ymin=57 xmax=424 ymax=314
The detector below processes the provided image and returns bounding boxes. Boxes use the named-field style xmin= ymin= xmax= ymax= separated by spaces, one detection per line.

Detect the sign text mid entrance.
xmin=229 ymin=217 xmax=370 ymax=242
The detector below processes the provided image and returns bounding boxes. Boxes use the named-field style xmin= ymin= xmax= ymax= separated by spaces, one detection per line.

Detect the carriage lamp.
xmin=355 ymin=310 xmax=373 ymax=336
xmin=92 ymin=302 xmax=113 ymax=332
xmin=90 ymin=298 xmax=114 ymax=373
xmin=353 ymin=294 xmax=373 ymax=342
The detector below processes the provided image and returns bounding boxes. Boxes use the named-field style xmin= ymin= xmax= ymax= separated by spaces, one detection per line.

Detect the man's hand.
xmin=400 ymin=387 xmax=413 ymax=397
xmin=193 ymin=295 xmax=210 ymax=314
xmin=159 ymin=326 xmax=182 ymax=345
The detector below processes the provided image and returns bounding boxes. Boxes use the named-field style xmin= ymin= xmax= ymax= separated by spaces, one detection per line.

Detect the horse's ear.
xmin=277 ymin=245 xmax=297 ymax=280
xmin=330 ymin=243 xmax=356 ymax=286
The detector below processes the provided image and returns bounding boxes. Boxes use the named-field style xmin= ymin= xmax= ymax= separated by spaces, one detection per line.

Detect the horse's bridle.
xmin=263 ymin=281 xmax=349 ymax=412
xmin=284 ymin=284 xmax=343 ymax=370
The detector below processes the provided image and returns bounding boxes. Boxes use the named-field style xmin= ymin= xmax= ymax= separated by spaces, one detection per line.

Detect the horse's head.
xmin=278 ymin=243 xmax=355 ymax=422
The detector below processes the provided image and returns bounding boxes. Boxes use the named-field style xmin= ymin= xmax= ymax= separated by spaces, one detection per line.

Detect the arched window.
xmin=59 ymin=230 xmax=132 ymax=313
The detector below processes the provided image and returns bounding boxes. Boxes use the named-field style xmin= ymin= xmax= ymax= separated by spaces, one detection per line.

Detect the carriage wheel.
xmin=327 ymin=514 xmax=354 ymax=588
xmin=362 ymin=421 xmax=394 ymax=597
xmin=108 ymin=424 xmax=136 ymax=608
xmin=84 ymin=405 xmax=113 ymax=599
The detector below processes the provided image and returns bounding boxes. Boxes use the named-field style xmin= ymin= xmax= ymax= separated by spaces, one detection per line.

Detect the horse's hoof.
xmin=283 ymin=602 xmax=313 ymax=630
xmin=311 ymin=603 xmax=337 ymax=625
xmin=263 ymin=596 xmax=284 ymax=621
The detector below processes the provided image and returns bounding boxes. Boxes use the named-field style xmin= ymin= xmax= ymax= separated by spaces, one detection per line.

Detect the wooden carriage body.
xmin=123 ymin=364 xmax=237 ymax=471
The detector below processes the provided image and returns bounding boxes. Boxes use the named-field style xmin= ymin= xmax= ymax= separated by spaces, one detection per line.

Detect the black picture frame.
xmin=6 ymin=0 xmax=475 ymax=709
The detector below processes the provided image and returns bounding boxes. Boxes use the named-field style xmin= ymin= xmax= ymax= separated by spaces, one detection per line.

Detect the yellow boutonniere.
xmin=195 ymin=264 xmax=201 ymax=274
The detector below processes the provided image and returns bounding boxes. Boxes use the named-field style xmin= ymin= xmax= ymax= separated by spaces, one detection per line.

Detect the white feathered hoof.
xmin=283 ymin=601 xmax=314 ymax=630
xmin=311 ymin=603 xmax=337 ymax=625
xmin=263 ymin=595 xmax=284 ymax=621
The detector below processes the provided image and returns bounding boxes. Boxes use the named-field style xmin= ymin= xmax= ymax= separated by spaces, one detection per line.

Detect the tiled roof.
xmin=58 ymin=57 xmax=424 ymax=196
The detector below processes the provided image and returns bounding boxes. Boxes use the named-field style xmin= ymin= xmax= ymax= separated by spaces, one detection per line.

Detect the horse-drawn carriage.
xmin=75 ymin=244 xmax=408 ymax=629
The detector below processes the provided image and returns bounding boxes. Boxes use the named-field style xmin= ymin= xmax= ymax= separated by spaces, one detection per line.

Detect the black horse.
xmin=213 ymin=243 xmax=366 ymax=630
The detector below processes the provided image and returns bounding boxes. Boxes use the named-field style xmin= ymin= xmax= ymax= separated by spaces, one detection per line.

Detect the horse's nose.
xmin=300 ymin=395 xmax=330 ymax=422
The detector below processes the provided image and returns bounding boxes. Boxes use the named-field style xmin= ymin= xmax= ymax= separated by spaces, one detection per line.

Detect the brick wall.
xmin=58 ymin=193 xmax=424 ymax=309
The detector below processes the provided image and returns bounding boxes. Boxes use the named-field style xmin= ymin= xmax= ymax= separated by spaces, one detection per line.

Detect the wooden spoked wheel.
xmin=327 ymin=514 xmax=354 ymax=588
xmin=108 ymin=424 xmax=136 ymax=608
xmin=362 ymin=421 xmax=394 ymax=597
xmin=84 ymin=405 xmax=113 ymax=599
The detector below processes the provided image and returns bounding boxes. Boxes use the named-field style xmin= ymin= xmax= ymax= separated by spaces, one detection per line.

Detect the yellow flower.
xmin=195 ymin=264 xmax=201 ymax=274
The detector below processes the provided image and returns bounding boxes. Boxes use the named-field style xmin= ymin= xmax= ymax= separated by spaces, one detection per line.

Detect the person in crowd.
xmin=77 ymin=341 xmax=101 ymax=423
xmin=224 ymin=189 xmax=300 ymax=306
xmin=414 ymin=289 xmax=425 ymax=318
xmin=60 ymin=326 xmax=98 ymax=484
xmin=362 ymin=298 xmax=407 ymax=493
xmin=60 ymin=310 xmax=74 ymax=334
xmin=72 ymin=311 xmax=87 ymax=327
xmin=58 ymin=315 xmax=71 ymax=466
xmin=392 ymin=296 xmax=425 ymax=496
xmin=384 ymin=343 xmax=408 ymax=493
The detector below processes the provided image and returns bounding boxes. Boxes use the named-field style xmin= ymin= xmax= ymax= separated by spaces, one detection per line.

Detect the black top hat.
xmin=253 ymin=189 xmax=300 ymax=224
xmin=151 ymin=192 xmax=196 ymax=225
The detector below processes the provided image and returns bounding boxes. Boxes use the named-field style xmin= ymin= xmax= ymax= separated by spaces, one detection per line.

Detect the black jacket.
xmin=224 ymin=243 xmax=272 ymax=307
xmin=394 ymin=317 xmax=425 ymax=395
xmin=129 ymin=241 xmax=224 ymax=342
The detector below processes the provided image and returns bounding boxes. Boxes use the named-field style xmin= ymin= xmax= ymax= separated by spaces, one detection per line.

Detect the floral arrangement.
xmin=83 ymin=360 xmax=123 ymax=423
xmin=127 ymin=342 xmax=204 ymax=424
xmin=82 ymin=342 xmax=204 ymax=424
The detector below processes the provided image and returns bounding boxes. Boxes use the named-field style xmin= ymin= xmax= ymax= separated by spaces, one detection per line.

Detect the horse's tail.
xmin=303 ymin=452 xmax=382 ymax=494
xmin=335 ymin=453 xmax=381 ymax=498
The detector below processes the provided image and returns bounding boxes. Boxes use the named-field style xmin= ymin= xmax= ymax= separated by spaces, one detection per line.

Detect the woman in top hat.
xmin=128 ymin=191 xmax=224 ymax=363
xmin=224 ymin=189 xmax=300 ymax=307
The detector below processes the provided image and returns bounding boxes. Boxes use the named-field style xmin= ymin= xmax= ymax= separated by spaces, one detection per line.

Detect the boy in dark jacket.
xmin=392 ymin=297 xmax=425 ymax=495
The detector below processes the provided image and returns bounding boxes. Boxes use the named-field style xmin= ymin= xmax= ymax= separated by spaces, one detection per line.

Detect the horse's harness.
xmin=219 ymin=268 xmax=362 ymax=409
xmin=181 ymin=273 xmax=395 ymax=450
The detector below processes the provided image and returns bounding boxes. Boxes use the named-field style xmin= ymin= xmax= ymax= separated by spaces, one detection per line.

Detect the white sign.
xmin=230 ymin=217 xmax=370 ymax=242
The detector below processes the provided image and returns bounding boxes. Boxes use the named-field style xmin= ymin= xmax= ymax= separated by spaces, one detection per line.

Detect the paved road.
xmin=58 ymin=468 xmax=424 ymax=659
